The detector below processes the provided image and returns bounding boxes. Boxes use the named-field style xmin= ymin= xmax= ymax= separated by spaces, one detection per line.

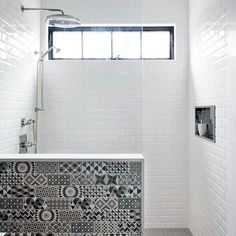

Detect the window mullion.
xmin=111 ymin=31 xmax=113 ymax=59
xmin=81 ymin=31 xmax=84 ymax=59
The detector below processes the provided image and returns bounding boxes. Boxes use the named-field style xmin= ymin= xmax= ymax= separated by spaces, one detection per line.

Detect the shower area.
xmin=0 ymin=0 xmax=189 ymax=234
xmin=0 ymin=0 xmax=189 ymax=231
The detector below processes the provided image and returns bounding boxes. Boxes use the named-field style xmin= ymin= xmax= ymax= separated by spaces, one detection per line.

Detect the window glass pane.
xmin=142 ymin=31 xmax=170 ymax=58
xmin=83 ymin=32 xmax=111 ymax=59
xmin=53 ymin=32 xmax=82 ymax=59
xmin=113 ymin=32 xmax=141 ymax=59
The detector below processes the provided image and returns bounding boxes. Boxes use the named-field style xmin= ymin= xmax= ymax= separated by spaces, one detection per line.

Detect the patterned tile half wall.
xmin=0 ymin=160 xmax=143 ymax=236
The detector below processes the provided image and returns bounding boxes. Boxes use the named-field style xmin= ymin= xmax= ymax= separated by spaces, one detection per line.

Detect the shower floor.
xmin=145 ymin=228 xmax=193 ymax=236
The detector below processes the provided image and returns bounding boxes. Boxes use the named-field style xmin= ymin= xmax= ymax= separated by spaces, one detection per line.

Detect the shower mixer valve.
xmin=21 ymin=118 xmax=35 ymax=127
xmin=20 ymin=141 xmax=35 ymax=148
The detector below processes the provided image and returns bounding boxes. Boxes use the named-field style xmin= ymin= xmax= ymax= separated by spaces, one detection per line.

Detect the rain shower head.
xmin=46 ymin=14 xmax=81 ymax=28
xmin=21 ymin=6 xmax=81 ymax=28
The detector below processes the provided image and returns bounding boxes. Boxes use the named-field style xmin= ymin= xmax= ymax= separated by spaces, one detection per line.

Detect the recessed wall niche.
xmin=195 ymin=106 xmax=216 ymax=142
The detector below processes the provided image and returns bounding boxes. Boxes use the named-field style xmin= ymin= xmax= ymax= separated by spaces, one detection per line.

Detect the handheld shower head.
xmin=39 ymin=47 xmax=60 ymax=60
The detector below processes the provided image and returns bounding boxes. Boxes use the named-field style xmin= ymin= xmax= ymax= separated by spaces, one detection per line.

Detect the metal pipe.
xmin=21 ymin=6 xmax=64 ymax=15
xmin=34 ymin=47 xmax=60 ymax=153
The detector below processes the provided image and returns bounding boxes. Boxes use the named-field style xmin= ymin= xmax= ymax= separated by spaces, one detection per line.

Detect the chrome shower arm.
xmin=21 ymin=6 xmax=64 ymax=15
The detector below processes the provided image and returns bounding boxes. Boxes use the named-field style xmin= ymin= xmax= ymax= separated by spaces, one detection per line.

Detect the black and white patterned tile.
xmin=71 ymin=222 xmax=94 ymax=233
xmin=118 ymin=222 xmax=141 ymax=234
xmin=0 ymin=174 xmax=23 ymax=185
xmin=36 ymin=209 xmax=58 ymax=221
xmin=47 ymin=222 xmax=71 ymax=233
xmin=94 ymin=221 xmax=119 ymax=234
xmin=35 ymin=186 xmax=59 ymax=198
xmin=24 ymin=222 xmax=47 ymax=233
xmin=11 ymin=210 xmax=36 ymax=221
xmin=0 ymin=198 xmax=23 ymax=209
xmin=71 ymin=173 xmax=95 ymax=185
xmin=130 ymin=209 xmax=141 ymax=221
xmin=129 ymin=162 xmax=142 ymax=174
xmin=106 ymin=210 xmax=130 ymax=221
xmin=95 ymin=174 xmax=118 ymax=185
xmin=23 ymin=198 xmax=47 ymax=210
xmin=4 ymin=232 xmax=56 ymax=236
xmin=106 ymin=162 xmax=129 ymax=174
xmin=0 ymin=185 xmax=35 ymax=198
xmin=0 ymin=160 xmax=143 ymax=235
xmin=24 ymin=174 xmax=47 ymax=186
xmin=71 ymin=198 xmax=94 ymax=210
xmin=48 ymin=174 xmax=70 ymax=185
xmin=13 ymin=162 xmax=34 ymax=174
xmin=0 ymin=162 xmax=12 ymax=174
xmin=0 ymin=210 xmax=12 ymax=221
xmin=12 ymin=185 xmax=35 ymax=197
xmin=94 ymin=198 xmax=118 ymax=210
xmin=59 ymin=162 xmax=81 ymax=173
xmin=47 ymin=198 xmax=71 ymax=210
xmin=58 ymin=210 xmax=83 ymax=222
xmin=0 ymin=221 xmax=24 ymax=232
xmin=4 ymin=234 xmax=55 ymax=236
xmin=118 ymin=174 xmax=141 ymax=185
xmin=0 ymin=186 xmax=11 ymax=197
xmin=60 ymin=186 xmax=79 ymax=197
xmin=82 ymin=210 xmax=106 ymax=221
xmin=118 ymin=198 xmax=141 ymax=209
xmin=80 ymin=162 xmax=107 ymax=175
xmin=78 ymin=186 xmax=106 ymax=198
xmin=35 ymin=162 xmax=58 ymax=173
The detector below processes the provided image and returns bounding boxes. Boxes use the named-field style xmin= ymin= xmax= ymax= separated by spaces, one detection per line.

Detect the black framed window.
xmin=48 ymin=26 xmax=174 ymax=60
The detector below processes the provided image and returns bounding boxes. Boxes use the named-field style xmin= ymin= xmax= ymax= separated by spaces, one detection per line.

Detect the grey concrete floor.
xmin=145 ymin=228 xmax=193 ymax=236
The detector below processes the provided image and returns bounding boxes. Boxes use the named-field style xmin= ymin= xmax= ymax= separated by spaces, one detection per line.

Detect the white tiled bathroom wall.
xmin=38 ymin=61 xmax=143 ymax=153
xmin=0 ymin=0 xmax=40 ymax=153
xmin=189 ymin=0 xmax=228 ymax=235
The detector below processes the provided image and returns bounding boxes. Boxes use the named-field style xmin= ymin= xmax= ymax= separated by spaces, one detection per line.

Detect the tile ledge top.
xmin=0 ymin=153 xmax=144 ymax=161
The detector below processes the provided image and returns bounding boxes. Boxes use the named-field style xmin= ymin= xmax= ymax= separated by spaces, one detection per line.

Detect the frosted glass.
xmin=83 ymin=32 xmax=111 ymax=59
xmin=113 ymin=32 xmax=141 ymax=59
xmin=142 ymin=31 xmax=170 ymax=58
xmin=53 ymin=32 xmax=82 ymax=59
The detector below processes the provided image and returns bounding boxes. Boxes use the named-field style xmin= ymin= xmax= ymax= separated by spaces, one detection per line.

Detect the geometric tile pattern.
xmin=71 ymin=198 xmax=94 ymax=210
xmin=106 ymin=162 xmax=129 ymax=174
xmin=94 ymin=198 xmax=118 ymax=210
xmin=82 ymin=210 xmax=106 ymax=221
xmin=0 ymin=198 xmax=23 ymax=209
xmin=106 ymin=210 xmax=130 ymax=221
xmin=78 ymin=186 xmax=106 ymax=198
xmin=80 ymin=162 xmax=107 ymax=175
xmin=118 ymin=174 xmax=141 ymax=185
xmin=59 ymin=162 xmax=81 ymax=173
xmin=23 ymin=198 xmax=47 ymax=210
xmin=47 ymin=199 xmax=70 ymax=210
xmin=71 ymin=222 xmax=94 ymax=233
xmin=35 ymin=162 xmax=58 ymax=173
xmin=95 ymin=174 xmax=118 ymax=185
xmin=48 ymin=175 xmax=70 ymax=185
xmin=0 ymin=160 xmax=143 ymax=235
xmin=71 ymin=173 xmax=95 ymax=185
xmin=13 ymin=162 xmax=33 ymax=174
xmin=35 ymin=186 xmax=59 ymax=198
xmin=118 ymin=199 xmax=141 ymax=209
xmin=0 ymin=162 xmax=11 ymax=174
xmin=0 ymin=174 xmax=23 ymax=185
xmin=95 ymin=221 xmax=119 ymax=234
xmin=11 ymin=210 xmax=36 ymax=221
xmin=24 ymin=174 xmax=47 ymax=186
